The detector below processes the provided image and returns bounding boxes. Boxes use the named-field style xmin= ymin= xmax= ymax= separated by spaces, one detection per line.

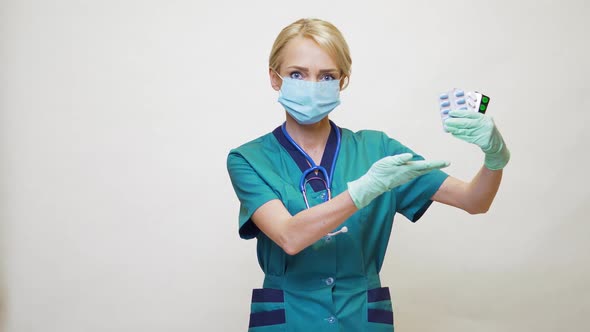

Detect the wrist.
xmin=484 ymin=143 xmax=510 ymax=170
xmin=347 ymin=175 xmax=383 ymax=209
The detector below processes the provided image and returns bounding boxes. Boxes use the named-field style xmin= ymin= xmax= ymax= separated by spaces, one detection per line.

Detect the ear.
xmin=269 ymin=68 xmax=282 ymax=91
xmin=339 ymin=74 xmax=348 ymax=91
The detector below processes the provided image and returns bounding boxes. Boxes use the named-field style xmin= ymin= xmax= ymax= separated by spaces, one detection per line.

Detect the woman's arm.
xmin=251 ymin=191 xmax=357 ymax=256
xmin=251 ymin=153 xmax=449 ymax=255
xmin=431 ymin=167 xmax=503 ymax=214
xmin=433 ymin=109 xmax=510 ymax=214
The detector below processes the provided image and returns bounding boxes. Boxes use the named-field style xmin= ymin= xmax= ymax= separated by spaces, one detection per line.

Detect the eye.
xmin=320 ymin=73 xmax=336 ymax=81
xmin=289 ymin=71 xmax=303 ymax=80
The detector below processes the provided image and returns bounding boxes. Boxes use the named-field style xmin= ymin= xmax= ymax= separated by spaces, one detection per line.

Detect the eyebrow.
xmin=286 ymin=65 xmax=339 ymax=74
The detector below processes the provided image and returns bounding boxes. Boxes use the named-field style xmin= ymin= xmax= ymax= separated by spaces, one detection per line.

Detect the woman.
xmin=227 ymin=18 xmax=509 ymax=331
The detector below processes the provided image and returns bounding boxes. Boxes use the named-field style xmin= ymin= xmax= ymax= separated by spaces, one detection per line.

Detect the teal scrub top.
xmin=227 ymin=123 xmax=448 ymax=331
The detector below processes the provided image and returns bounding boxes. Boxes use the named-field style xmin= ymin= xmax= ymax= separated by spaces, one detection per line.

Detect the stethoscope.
xmin=281 ymin=121 xmax=348 ymax=237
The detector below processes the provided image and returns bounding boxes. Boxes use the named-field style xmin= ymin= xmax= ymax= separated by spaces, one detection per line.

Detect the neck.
xmin=284 ymin=116 xmax=331 ymax=156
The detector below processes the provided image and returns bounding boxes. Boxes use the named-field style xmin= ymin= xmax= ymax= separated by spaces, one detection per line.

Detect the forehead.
xmin=280 ymin=36 xmax=337 ymax=70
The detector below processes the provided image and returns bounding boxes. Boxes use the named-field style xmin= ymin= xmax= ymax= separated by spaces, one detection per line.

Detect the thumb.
xmin=426 ymin=159 xmax=451 ymax=170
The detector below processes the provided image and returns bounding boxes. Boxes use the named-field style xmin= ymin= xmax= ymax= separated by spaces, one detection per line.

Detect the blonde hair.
xmin=269 ymin=18 xmax=352 ymax=90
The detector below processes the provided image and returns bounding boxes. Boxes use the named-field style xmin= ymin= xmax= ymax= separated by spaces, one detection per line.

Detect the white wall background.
xmin=1 ymin=0 xmax=589 ymax=331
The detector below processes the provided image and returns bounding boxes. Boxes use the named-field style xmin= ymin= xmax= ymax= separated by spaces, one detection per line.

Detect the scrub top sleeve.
xmin=395 ymin=169 xmax=448 ymax=222
xmin=382 ymin=133 xmax=449 ymax=222
xmin=227 ymin=152 xmax=280 ymax=239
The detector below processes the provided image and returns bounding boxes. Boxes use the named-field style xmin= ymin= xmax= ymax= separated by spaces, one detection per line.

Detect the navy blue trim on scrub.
xmin=368 ymin=309 xmax=394 ymax=325
xmin=252 ymin=288 xmax=284 ymax=303
xmin=413 ymin=200 xmax=434 ymax=222
xmin=367 ymin=287 xmax=391 ymax=302
xmin=249 ymin=309 xmax=286 ymax=328
xmin=249 ymin=289 xmax=286 ymax=328
xmin=272 ymin=122 xmax=341 ymax=192
xmin=367 ymin=287 xmax=394 ymax=324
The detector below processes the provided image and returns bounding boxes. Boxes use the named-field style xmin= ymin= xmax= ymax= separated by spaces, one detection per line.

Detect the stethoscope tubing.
xmin=281 ymin=121 xmax=341 ymax=203
xmin=281 ymin=121 xmax=347 ymax=238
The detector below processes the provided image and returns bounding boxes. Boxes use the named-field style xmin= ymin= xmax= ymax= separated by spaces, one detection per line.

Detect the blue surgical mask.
xmin=275 ymin=72 xmax=341 ymax=125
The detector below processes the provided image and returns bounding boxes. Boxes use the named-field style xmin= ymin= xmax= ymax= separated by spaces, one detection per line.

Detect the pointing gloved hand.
xmin=347 ymin=153 xmax=449 ymax=209
xmin=444 ymin=109 xmax=510 ymax=170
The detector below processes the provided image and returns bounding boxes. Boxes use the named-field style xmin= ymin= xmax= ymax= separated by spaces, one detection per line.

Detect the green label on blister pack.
xmin=479 ymin=94 xmax=490 ymax=114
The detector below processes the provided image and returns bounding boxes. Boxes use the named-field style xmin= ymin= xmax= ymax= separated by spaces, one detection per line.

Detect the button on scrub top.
xmin=227 ymin=123 xmax=448 ymax=331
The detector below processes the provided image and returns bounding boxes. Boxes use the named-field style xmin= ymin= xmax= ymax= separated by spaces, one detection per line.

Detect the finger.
xmin=428 ymin=160 xmax=451 ymax=170
xmin=406 ymin=159 xmax=450 ymax=171
xmin=388 ymin=152 xmax=414 ymax=165
xmin=445 ymin=126 xmax=479 ymax=137
xmin=444 ymin=117 xmax=477 ymax=129
xmin=449 ymin=109 xmax=482 ymax=119
xmin=373 ymin=153 xmax=413 ymax=169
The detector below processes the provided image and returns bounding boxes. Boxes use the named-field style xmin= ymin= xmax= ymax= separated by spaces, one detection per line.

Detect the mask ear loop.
xmin=272 ymin=69 xmax=285 ymax=98
xmin=272 ymin=69 xmax=284 ymax=81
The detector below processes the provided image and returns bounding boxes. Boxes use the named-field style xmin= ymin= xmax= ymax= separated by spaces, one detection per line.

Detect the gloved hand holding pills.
xmin=439 ymin=88 xmax=510 ymax=170
xmin=438 ymin=88 xmax=490 ymax=129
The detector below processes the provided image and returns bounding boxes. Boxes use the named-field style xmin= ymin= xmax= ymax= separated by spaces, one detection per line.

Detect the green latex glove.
xmin=347 ymin=153 xmax=449 ymax=209
xmin=445 ymin=109 xmax=510 ymax=170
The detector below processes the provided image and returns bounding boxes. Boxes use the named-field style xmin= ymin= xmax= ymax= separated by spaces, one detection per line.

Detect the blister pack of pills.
xmin=438 ymin=88 xmax=490 ymax=131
